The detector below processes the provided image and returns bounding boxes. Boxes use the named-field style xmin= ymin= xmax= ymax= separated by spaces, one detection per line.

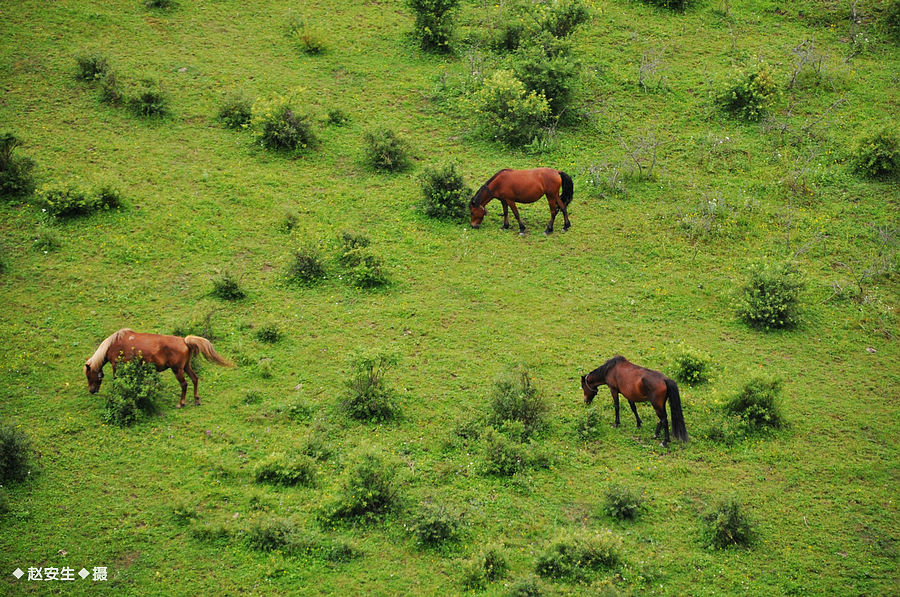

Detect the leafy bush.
xmin=217 ymin=91 xmax=252 ymax=129
xmin=407 ymin=0 xmax=460 ymax=53
xmin=36 ymin=183 xmax=123 ymax=218
xmin=701 ymin=496 xmax=756 ymax=549
xmin=364 ymin=128 xmax=412 ymax=172
xmin=0 ymin=487 xmax=9 ymax=516
xmin=669 ymin=344 xmax=712 ymax=386
xmin=74 ymin=53 xmax=110 ymax=82
xmin=539 ymin=0 xmax=590 ymax=38
xmin=879 ymin=0 xmax=900 ymax=41
xmin=321 ymin=450 xmax=400 ymax=523
xmin=251 ymin=93 xmax=317 ymax=153
xmin=603 ymin=484 xmax=644 ymax=520
xmin=716 ymin=63 xmax=778 ymax=121
xmin=461 ymin=545 xmax=508 ymax=589
xmin=476 ymin=70 xmax=551 ymax=145
xmin=481 ymin=426 xmax=527 ymax=476
xmin=253 ymin=452 xmax=316 ymax=487
xmin=102 ymin=357 xmax=162 ymax=426
xmin=725 ymin=377 xmax=784 ymax=431
xmin=493 ymin=21 xmax=525 ymax=52
xmin=279 ymin=208 xmax=299 ymax=232
xmin=575 ymin=406 xmax=605 ymax=441
xmin=513 ymin=32 xmax=580 ymax=116
xmin=640 ymin=0 xmax=693 ymax=10
xmin=128 ymin=79 xmax=168 ymax=117
xmin=188 ymin=519 xmax=231 ymax=543
xmin=340 ymin=353 xmax=400 ymax=422
xmin=287 ymin=244 xmax=327 ymax=285
xmin=300 ymin=427 xmax=333 ymax=461
xmin=337 ymin=232 xmax=389 ymax=289
xmin=95 ymin=184 xmax=123 ymax=209
xmin=254 ymin=323 xmax=281 ymax=343
xmin=488 ymin=368 xmax=548 ymax=439
xmin=0 ymin=425 xmax=33 ymax=483
xmin=0 ymin=132 xmax=36 ymax=199
xmin=851 ymin=128 xmax=899 ymax=180
xmin=736 ymin=261 xmax=804 ymax=330
xmin=246 ymin=515 xmax=296 ymax=551
xmin=32 ymin=222 xmax=61 ymax=253
xmin=507 ymin=576 xmax=545 ymax=597
xmin=327 ymin=108 xmax=349 ymax=126
xmin=243 ymin=390 xmax=263 ymax=405
xmin=99 ymin=70 xmax=123 ymax=105
xmin=408 ymin=501 xmax=462 ymax=548
xmin=535 ymin=529 xmax=622 ymax=580
xmin=211 ymin=272 xmax=245 ymax=301
xmin=420 ymin=162 xmax=471 ymax=220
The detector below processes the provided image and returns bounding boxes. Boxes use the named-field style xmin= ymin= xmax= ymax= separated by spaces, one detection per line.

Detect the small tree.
xmin=407 ymin=0 xmax=460 ymax=53
xmin=476 ymin=70 xmax=551 ymax=145
xmin=851 ymin=128 xmax=899 ymax=181
xmin=717 ymin=63 xmax=778 ymax=122
xmin=736 ymin=261 xmax=804 ymax=330
xmin=102 ymin=357 xmax=162 ymax=426
xmin=420 ymin=162 xmax=471 ymax=220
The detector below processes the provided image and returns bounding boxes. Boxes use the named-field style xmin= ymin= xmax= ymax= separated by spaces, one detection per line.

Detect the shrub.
xmin=513 ymin=32 xmax=580 ymax=116
xmin=641 ymin=0 xmax=693 ymax=10
xmin=851 ymin=128 xmax=899 ymax=180
xmin=0 ymin=488 xmax=8 ymax=516
xmin=0 ymin=425 xmax=33 ymax=483
xmin=287 ymin=14 xmax=326 ymax=55
xmin=36 ymin=183 xmax=121 ymax=218
xmin=493 ymin=21 xmax=525 ymax=52
xmin=300 ymin=427 xmax=333 ymax=461
xmin=364 ymin=128 xmax=412 ymax=172
xmin=243 ymin=390 xmax=263 ymax=405
xmin=481 ymin=426 xmax=527 ymax=476
xmin=736 ymin=261 xmax=804 ymax=330
xmin=461 ymin=545 xmax=508 ymax=589
xmin=476 ymin=70 xmax=551 ymax=145
xmin=535 ymin=529 xmax=622 ymax=580
xmin=32 ymin=222 xmax=61 ymax=253
xmin=217 ymin=91 xmax=252 ymax=129
xmin=603 ymin=484 xmax=644 ymax=520
xmin=246 ymin=515 xmax=296 ymax=551
xmin=327 ymin=108 xmax=349 ymax=126
xmin=128 ymin=79 xmax=168 ymax=117
xmin=211 ymin=272 xmax=245 ymax=300
xmin=879 ymin=0 xmax=900 ymax=41
xmin=99 ymin=70 xmax=123 ymax=105
xmin=420 ymin=162 xmax=471 ymax=220
xmin=575 ymin=406 xmax=605 ymax=441
xmin=102 ymin=357 xmax=162 ymax=426
xmin=188 ymin=519 xmax=231 ymax=543
xmin=669 ymin=344 xmax=712 ymax=386
xmin=251 ymin=93 xmax=317 ymax=152
xmin=95 ymin=184 xmax=123 ymax=209
xmin=279 ymin=208 xmax=299 ymax=233
xmin=507 ymin=576 xmax=545 ymax=597
xmin=725 ymin=377 xmax=784 ymax=430
xmin=322 ymin=450 xmax=400 ymax=523
xmin=488 ymin=368 xmax=548 ymax=438
xmin=0 ymin=132 xmax=36 ymax=199
xmin=539 ymin=0 xmax=590 ymax=38
xmin=408 ymin=501 xmax=462 ymax=548
xmin=287 ymin=244 xmax=326 ymax=285
xmin=254 ymin=323 xmax=281 ymax=343
xmin=253 ymin=452 xmax=316 ymax=487
xmin=407 ymin=0 xmax=460 ymax=53
xmin=337 ymin=233 xmax=389 ymax=289
xmin=716 ymin=63 xmax=778 ymax=121
xmin=701 ymin=496 xmax=756 ymax=549
xmin=340 ymin=353 xmax=400 ymax=422
xmin=74 ymin=53 xmax=110 ymax=82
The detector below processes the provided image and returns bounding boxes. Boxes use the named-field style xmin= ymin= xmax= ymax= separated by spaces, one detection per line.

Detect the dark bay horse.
xmin=581 ymin=356 xmax=688 ymax=446
xmin=469 ymin=167 xmax=573 ymax=235
xmin=84 ymin=329 xmax=232 ymax=407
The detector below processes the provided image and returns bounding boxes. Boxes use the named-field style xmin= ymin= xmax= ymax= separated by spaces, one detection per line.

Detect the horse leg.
xmin=545 ymin=197 xmax=558 ymax=235
xmin=557 ymin=195 xmax=571 ymax=231
xmin=652 ymin=402 xmax=670 ymax=446
xmin=173 ymin=368 xmax=188 ymax=408
xmin=186 ymin=361 xmax=200 ymax=406
xmin=501 ymin=201 xmax=510 ymax=230
xmin=611 ymin=388 xmax=621 ymax=427
xmin=628 ymin=400 xmax=642 ymax=428
xmin=508 ymin=202 xmax=526 ymax=235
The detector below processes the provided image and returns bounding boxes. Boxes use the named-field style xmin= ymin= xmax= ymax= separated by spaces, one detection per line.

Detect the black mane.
xmin=593 ymin=355 xmax=626 ymax=381
xmin=470 ymin=169 xmax=510 ymax=207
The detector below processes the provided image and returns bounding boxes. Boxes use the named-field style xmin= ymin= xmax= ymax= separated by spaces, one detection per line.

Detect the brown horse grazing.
xmin=469 ymin=167 xmax=573 ymax=235
xmin=84 ymin=329 xmax=233 ymax=407
xmin=581 ymin=356 xmax=688 ymax=446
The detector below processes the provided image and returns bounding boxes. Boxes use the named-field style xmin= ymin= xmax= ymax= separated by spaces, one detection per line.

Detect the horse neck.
xmin=585 ymin=367 xmax=607 ymax=389
xmin=473 ymin=184 xmax=490 ymax=207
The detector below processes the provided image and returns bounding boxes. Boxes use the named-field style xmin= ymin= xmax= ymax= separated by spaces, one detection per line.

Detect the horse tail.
xmin=558 ymin=171 xmax=574 ymax=207
xmin=184 ymin=336 xmax=233 ymax=367
xmin=665 ymin=378 xmax=688 ymax=442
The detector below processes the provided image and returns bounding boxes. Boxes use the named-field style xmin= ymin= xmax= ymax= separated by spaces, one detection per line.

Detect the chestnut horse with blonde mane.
xmin=581 ymin=356 xmax=688 ymax=447
xmin=84 ymin=329 xmax=232 ymax=407
xmin=469 ymin=168 xmax=573 ymax=235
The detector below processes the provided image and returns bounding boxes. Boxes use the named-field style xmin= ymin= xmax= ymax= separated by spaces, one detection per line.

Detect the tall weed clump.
xmin=128 ymin=79 xmax=169 ymax=117
xmin=287 ymin=14 xmax=326 ymax=55
xmin=535 ymin=529 xmax=622 ymax=580
xmin=461 ymin=545 xmax=508 ymax=589
xmin=725 ymin=377 xmax=785 ymax=431
xmin=36 ymin=183 xmax=122 ymax=219
xmin=364 ymin=128 xmax=412 ymax=172
xmin=102 ymin=357 xmax=162 ymax=426
xmin=851 ymin=128 xmax=899 ymax=180
xmin=74 ymin=53 xmax=110 ymax=82
xmin=408 ymin=501 xmax=463 ymax=548
xmin=539 ymin=0 xmax=590 ymax=38
xmin=252 ymin=93 xmax=317 ymax=153
xmin=701 ymin=496 xmax=756 ymax=549
xmin=488 ymin=368 xmax=548 ymax=438
xmin=603 ymin=484 xmax=645 ymax=520
xmin=340 ymin=353 xmax=400 ymax=422
xmin=253 ymin=452 xmax=316 ymax=487
xmin=716 ymin=63 xmax=778 ymax=121
xmin=0 ymin=425 xmax=34 ymax=483
xmin=0 ymin=132 xmax=36 ymax=199
xmin=321 ymin=450 xmax=400 ymax=524
xmin=476 ymin=70 xmax=551 ymax=145
xmin=736 ymin=261 xmax=804 ymax=330
xmin=336 ymin=232 xmax=389 ymax=289
xmin=420 ymin=162 xmax=471 ymax=220
xmin=218 ymin=91 xmax=253 ymax=129
xmin=640 ymin=0 xmax=694 ymax=11
xmin=210 ymin=272 xmax=245 ymax=301
xmin=286 ymin=244 xmax=327 ymax=285
xmin=407 ymin=0 xmax=460 ymax=53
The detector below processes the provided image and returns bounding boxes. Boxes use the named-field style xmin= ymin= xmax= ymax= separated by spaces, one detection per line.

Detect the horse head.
xmin=581 ymin=375 xmax=598 ymax=404
xmin=469 ymin=201 xmax=486 ymax=229
xmin=84 ymin=361 xmax=104 ymax=394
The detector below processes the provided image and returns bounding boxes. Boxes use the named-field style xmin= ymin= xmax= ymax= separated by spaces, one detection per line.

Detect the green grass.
xmin=1 ymin=0 xmax=898 ymax=595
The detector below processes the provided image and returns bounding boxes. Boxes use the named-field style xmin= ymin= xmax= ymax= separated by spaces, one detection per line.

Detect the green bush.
xmin=36 ymin=183 xmax=122 ymax=218
xmin=716 ymin=63 xmax=778 ymax=121
xmin=701 ymin=496 xmax=756 ymax=549
xmin=217 ymin=91 xmax=252 ymax=129
xmin=337 ymin=232 xmax=389 ymax=289
xmin=476 ymin=70 xmax=551 ymax=145
xmin=488 ymin=368 xmax=548 ymax=439
xmin=74 ymin=53 xmax=110 ymax=82
xmin=481 ymin=426 xmax=527 ymax=476
xmin=408 ymin=501 xmax=462 ymax=548
xmin=575 ymin=406 xmax=605 ymax=441
xmin=603 ymin=483 xmax=644 ymax=520
xmin=32 ymin=222 xmax=61 ymax=253
xmin=99 ymin=70 xmax=123 ymax=105
xmin=287 ymin=244 xmax=327 ymax=285
xmin=95 ymin=184 xmax=123 ymax=209
xmin=535 ymin=529 xmax=622 ymax=580
xmin=102 ymin=357 xmax=162 ymax=426
xmin=461 ymin=545 xmax=508 ymax=589
xmin=492 ymin=21 xmax=525 ymax=52
xmin=407 ymin=0 xmax=460 ymax=53
xmin=254 ymin=323 xmax=281 ymax=343
xmin=340 ymin=353 xmax=400 ymax=422
xmin=670 ymin=344 xmax=712 ymax=386
xmin=513 ymin=32 xmax=580 ymax=116
xmin=539 ymin=0 xmax=590 ymax=38
xmin=0 ymin=132 xmax=36 ymax=199
xmin=879 ymin=0 xmax=900 ymax=41
xmin=300 ymin=427 xmax=333 ymax=461
xmin=251 ymin=94 xmax=317 ymax=153
xmin=506 ymin=576 xmax=545 ymax=597
xmin=321 ymin=450 xmax=400 ymax=523
xmin=246 ymin=515 xmax=296 ymax=551
xmin=736 ymin=261 xmax=804 ymax=330
xmin=0 ymin=487 xmax=9 ymax=516
xmin=420 ymin=162 xmax=471 ymax=220
xmin=279 ymin=208 xmax=299 ymax=232
xmin=253 ymin=452 xmax=316 ymax=487
xmin=641 ymin=0 xmax=693 ymax=10
xmin=725 ymin=377 xmax=785 ymax=430
xmin=288 ymin=14 xmax=326 ymax=55
xmin=0 ymin=425 xmax=34 ymax=483
xmin=128 ymin=79 xmax=168 ymax=117
xmin=851 ymin=128 xmax=899 ymax=180
xmin=188 ymin=519 xmax=231 ymax=543
xmin=364 ymin=128 xmax=412 ymax=172
xmin=327 ymin=108 xmax=349 ymax=126
xmin=211 ymin=272 xmax=245 ymax=301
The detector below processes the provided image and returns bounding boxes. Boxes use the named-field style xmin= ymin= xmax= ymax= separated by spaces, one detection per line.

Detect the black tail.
xmin=665 ymin=378 xmax=689 ymax=442
xmin=559 ymin=171 xmax=574 ymax=207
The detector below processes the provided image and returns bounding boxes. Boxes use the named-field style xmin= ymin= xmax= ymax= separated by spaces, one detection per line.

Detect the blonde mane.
xmin=86 ymin=328 xmax=133 ymax=372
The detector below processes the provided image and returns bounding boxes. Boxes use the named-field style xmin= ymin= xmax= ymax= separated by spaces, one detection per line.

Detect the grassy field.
xmin=1 ymin=0 xmax=898 ymax=594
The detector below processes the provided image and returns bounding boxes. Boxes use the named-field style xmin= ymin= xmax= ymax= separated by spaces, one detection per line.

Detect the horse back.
xmin=494 ymin=168 xmax=561 ymax=204
xmin=611 ymin=360 xmax=667 ymax=401
xmin=108 ymin=332 xmax=188 ymax=369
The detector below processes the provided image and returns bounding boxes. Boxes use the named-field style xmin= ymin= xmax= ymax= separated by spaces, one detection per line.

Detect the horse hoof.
xmin=194 ymin=401 xmax=201 ymax=406
xmin=176 ymin=403 xmax=184 ymax=409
